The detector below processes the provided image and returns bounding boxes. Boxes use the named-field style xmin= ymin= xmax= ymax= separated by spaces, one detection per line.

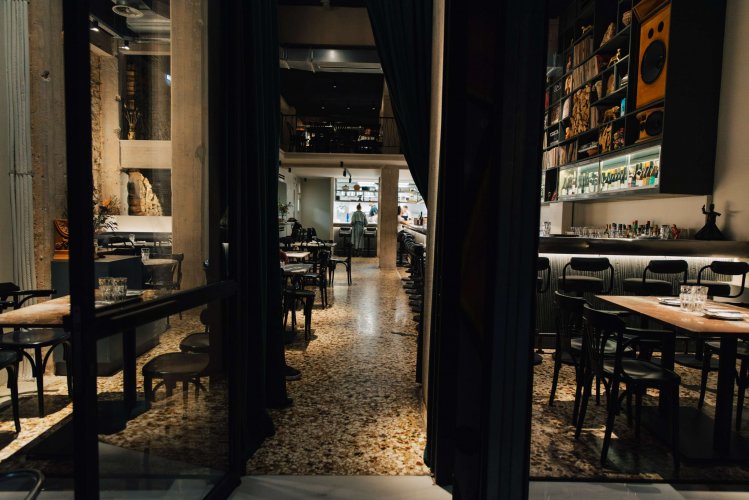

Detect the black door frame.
xmin=62 ymin=1 xmax=280 ymax=498
xmin=426 ymin=0 xmax=547 ymax=497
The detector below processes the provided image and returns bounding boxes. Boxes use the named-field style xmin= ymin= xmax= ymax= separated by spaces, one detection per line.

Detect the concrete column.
xmin=171 ymin=0 xmax=207 ymax=289
xmin=377 ymin=165 xmax=399 ymax=269
xmin=422 ymin=0 xmax=446 ymax=401
xmin=29 ymin=0 xmax=67 ymax=290
xmin=0 ymin=4 xmax=13 ymax=282
xmin=99 ymin=54 xmax=122 ymax=204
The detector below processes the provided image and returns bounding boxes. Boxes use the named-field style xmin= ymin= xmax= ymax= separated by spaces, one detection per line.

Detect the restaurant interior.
xmin=0 ymin=0 xmax=749 ymax=498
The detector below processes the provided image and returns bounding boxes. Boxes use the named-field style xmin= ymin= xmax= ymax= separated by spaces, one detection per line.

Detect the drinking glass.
xmin=128 ymin=233 xmax=136 ymax=246
xmin=141 ymin=248 xmax=151 ymax=261
xmin=694 ymin=286 xmax=708 ymax=313
xmin=679 ymin=285 xmax=693 ymax=311
xmin=98 ymin=277 xmax=113 ymax=301
xmin=112 ymin=277 xmax=128 ymax=301
xmin=543 ymin=221 xmax=551 ymax=237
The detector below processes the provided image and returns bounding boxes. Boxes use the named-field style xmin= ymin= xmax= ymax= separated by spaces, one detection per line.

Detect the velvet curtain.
xmin=366 ymin=0 xmax=432 ymax=203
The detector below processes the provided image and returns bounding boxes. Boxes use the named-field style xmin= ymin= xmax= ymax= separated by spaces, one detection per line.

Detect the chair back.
xmin=698 ymin=261 xmax=749 ymax=298
xmin=646 ymin=259 xmax=688 ymax=281
xmin=537 ymin=257 xmax=551 ymax=293
xmin=554 ymin=291 xmax=586 ymax=354
xmin=563 ymin=257 xmax=614 ymax=293
xmin=582 ymin=304 xmax=627 ymax=380
xmin=317 ymin=250 xmax=331 ymax=274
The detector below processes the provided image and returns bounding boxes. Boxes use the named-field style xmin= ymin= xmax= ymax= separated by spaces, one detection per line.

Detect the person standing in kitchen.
xmin=350 ymin=203 xmax=368 ymax=256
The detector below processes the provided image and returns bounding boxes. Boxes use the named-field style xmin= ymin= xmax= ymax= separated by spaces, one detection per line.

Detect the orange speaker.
xmin=636 ymin=107 xmax=664 ymax=142
xmin=636 ymin=3 xmax=671 ymax=109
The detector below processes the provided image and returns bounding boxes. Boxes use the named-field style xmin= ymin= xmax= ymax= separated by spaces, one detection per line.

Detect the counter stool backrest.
xmin=644 ymin=259 xmax=688 ymax=282
xmin=563 ymin=257 xmax=614 ymax=293
xmin=537 ymin=257 xmax=551 ymax=293
xmin=698 ymin=261 xmax=749 ymax=298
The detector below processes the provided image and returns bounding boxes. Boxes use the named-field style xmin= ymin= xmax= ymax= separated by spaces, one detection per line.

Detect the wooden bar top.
xmin=597 ymin=295 xmax=749 ymax=335
xmin=0 ymin=296 xmax=71 ymax=328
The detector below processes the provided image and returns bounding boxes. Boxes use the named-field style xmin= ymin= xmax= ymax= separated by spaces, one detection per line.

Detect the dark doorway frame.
xmin=425 ymin=0 xmax=547 ymax=497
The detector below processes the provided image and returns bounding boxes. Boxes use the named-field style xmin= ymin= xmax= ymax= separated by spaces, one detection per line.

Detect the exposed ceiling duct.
xmin=280 ymin=48 xmax=382 ymax=74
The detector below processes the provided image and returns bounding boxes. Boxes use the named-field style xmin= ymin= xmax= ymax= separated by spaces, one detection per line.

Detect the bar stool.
xmin=180 ymin=309 xmax=210 ymax=354
xmin=363 ymin=228 xmax=377 ymax=257
xmin=558 ymin=257 xmax=614 ymax=295
xmin=623 ymin=259 xmax=688 ymax=296
xmin=338 ymin=227 xmax=352 ymax=256
xmin=143 ymin=352 xmax=209 ymax=403
xmin=686 ymin=261 xmax=749 ymax=298
xmin=533 ymin=257 xmax=551 ymax=365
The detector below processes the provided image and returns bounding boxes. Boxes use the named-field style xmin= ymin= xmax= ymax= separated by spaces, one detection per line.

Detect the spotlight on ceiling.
xmin=89 ymin=19 xmax=100 ymax=32
xmin=120 ymin=40 xmax=131 ymax=51
xmin=346 ymin=104 xmax=351 ymax=111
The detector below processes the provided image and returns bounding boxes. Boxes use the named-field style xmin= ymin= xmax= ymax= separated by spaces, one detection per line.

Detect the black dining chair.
xmin=0 ymin=284 xmax=71 ymax=417
xmin=577 ymin=305 xmax=680 ymax=470
xmin=623 ymin=259 xmax=688 ymax=296
xmin=329 ymin=242 xmax=352 ymax=286
xmin=558 ymin=257 xmax=615 ymax=296
xmin=303 ymin=250 xmax=330 ymax=308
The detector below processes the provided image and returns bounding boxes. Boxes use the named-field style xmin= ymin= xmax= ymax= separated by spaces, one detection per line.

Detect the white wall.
xmin=299 ymin=178 xmax=332 ymax=239
xmin=566 ymin=0 xmax=749 ymax=239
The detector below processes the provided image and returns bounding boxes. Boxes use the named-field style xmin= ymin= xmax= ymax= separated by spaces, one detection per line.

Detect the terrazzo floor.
xmin=246 ymin=257 xmax=429 ymax=475
xmin=530 ymin=348 xmax=749 ymax=481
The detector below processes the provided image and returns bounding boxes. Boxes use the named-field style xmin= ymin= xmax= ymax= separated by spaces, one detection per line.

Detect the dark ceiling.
xmin=280 ymin=69 xmax=383 ymax=122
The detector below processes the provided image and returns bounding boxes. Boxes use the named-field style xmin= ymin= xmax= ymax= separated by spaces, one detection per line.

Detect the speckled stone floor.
xmin=531 ymin=349 xmax=749 ymax=481
xmin=246 ymin=257 xmax=429 ymax=475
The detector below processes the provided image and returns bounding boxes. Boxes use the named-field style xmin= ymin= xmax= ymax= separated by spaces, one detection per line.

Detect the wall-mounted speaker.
xmin=636 ymin=107 xmax=664 ymax=142
xmin=636 ymin=3 xmax=671 ymax=109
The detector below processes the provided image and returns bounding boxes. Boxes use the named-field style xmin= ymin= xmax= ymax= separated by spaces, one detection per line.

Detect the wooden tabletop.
xmin=0 ymin=296 xmax=71 ymax=328
xmin=0 ymin=290 xmax=162 ymax=329
xmin=282 ymin=263 xmax=312 ymax=274
xmin=142 ymin=258 xmax=176 ymax=266
xmin=285 ymin=251 xmax=310 ymax=260
xmin=597 ymin=295 xmax=749 ymax=336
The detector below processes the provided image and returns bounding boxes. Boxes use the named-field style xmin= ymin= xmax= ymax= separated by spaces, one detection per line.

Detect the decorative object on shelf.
xmin=600 ymin=22 xmax=616 ymax=47
xmin=599 ymin=123 xmax=612 ymax=153
xmin=561 ymin=98 xmax=571 ymax=119
xmin=566 ymin=55 xmax=572 ymax=72
xmin=564 ymin=126 xmax=571 ymax=140
xmin=564 ymin=75 xmax=573 ymax=95
xmin=93 ymin=189 xmax=119 ymax=235
xmin=581 ymin=24 xmax=593 ymax=35
xmin=608 ymin=48 xmax=622 ymax=67
xmin=603 ymin=106 xmax=620 ymax=123
xmin=570 ymin=85 xmax=591 ymax=136
xmin=695 ymin=203 xmax=726 ymax=240
xmin=620 ymin=97 xmax=626 ymax=116
xmin=126 ymin=171 xmax=163 ymax=216
xmin=636 ymin=107 xmax=664 ymax=142
xmin=594 ymin=80 xmax=603 ymax=99
xmin=620 ymin=73 xmax=628 ymax=86
xmin=622 ymin=10 xmax=632 ymax=27
xmin=342 ymin=185 xmax=349 ymax=192
xmin=353 ymin=183 xmax=361 ymax=192
xmin=613 ymin=127 xmax=625 ymax=150
xmin=606 ymin=74 xmax=616 ymax=95
xmin=53 ymin=219 xmax=69 ymax=259
xmin=670 ymin=224 xmax=681 ymax=240
xmin=124 ymin=63 xmax=140 ymax=140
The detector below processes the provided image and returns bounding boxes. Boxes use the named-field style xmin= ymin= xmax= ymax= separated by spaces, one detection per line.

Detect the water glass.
xmin=543 ymin=221 xmax=551 ymax=237
xmin=693 ymin=286 xmax=708 ymax=313
xmin=141 ymin=247 xmax=151 ymax=261
xmin=679 ymin=285 xmax=693 ymax=311
xmin=98 ymin=277 xmax=113 ymax=301
xmin=112 ymin=277 xmax=128 ymax=301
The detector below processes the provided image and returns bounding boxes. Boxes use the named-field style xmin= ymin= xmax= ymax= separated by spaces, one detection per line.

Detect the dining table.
xmin=284 ymin=251 xmax=310 ymax=262
xmin=597 ymin=295 xmax=749 ymax=462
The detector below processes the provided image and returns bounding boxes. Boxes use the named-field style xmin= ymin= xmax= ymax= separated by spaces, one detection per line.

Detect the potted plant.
xmin=278 ymin=201 xmax=293 ymax=223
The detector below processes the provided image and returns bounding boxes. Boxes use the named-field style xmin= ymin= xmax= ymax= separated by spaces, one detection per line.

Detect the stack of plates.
xmin=657 ymin=297 xmax=681 ymax=307
xmin=703 ymin=308 xmax=747 ymax=321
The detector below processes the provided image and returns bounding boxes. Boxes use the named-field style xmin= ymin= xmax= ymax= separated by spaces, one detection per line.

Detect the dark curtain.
xmin=366 ymin=0 xmax=432 ymax=203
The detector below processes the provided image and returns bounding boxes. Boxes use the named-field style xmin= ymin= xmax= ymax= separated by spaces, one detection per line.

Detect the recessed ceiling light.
xmin=321 ymin=104 xmax=326 ymax=110
xmin=90 ymin=19 xmax=100 ymax=32
xmin=121 ymin=40 xmax=131 ymax=51
xmin=346 ymin=105 xmax=351 ymax=111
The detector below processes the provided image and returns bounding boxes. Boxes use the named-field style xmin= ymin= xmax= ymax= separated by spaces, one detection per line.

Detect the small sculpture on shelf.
xmin=600 ymin=22 xmax=616 ymax=47
xmin=695 ymin=203 xmax=726 ymax=240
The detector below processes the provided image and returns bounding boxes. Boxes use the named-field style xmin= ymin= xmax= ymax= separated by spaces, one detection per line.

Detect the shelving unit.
xmin=541 ymin=0 xmax=727 ymax=203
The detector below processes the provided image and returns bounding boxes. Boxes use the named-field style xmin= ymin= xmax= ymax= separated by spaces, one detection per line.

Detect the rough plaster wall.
xmin=99 ymin=55 xmax=122 ymax=207
xmin=91 ymin=53 xmax=103 ymax=190
xmin=29 ymin=0 xmax=67 ymax=290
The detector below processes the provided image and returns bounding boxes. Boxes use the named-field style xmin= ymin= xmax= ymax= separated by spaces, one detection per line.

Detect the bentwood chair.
xmin=329 ymin=242 xmax=352 ymax=286
xmin=0 ymin=351 xmax=21 ymax=433
xmin=699 ymin=339 xmax=749 ymax=430
xmin=303 ymin=250 xmax=330 ymax=308
xmin=577 ymin=305 xmax=680 ymax=470
xmin=0 ymin=284 xmax=71 ymax=417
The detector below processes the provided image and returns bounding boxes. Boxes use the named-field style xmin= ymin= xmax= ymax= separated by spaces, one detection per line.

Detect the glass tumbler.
xmin=141 ymin=248 xmax=151 ymax=261
xmin=679 ymin=285 xmax=693 ymax=311
xmin=112 ymin=277 xmax=128 ymax=301
xmin=98 ymin=277 xmax=113 ymax=301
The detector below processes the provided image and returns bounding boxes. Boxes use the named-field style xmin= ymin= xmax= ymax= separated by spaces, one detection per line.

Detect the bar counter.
xmin=539 ymin=237 xmax=749 ymax=258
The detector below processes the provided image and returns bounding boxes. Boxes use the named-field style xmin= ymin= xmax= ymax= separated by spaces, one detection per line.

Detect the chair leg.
xmin=626 ymin=390 xmax=633 ymax=426
xmin=635 ymin=389 xmax=643 ymax=438
xmin=596 ymin=374 xmax=601 ymax=405
xmin=736 ymin=359 xmax=749 ymax=431
xmin=347 ymin=264 xmax=352 ymax=286
xmin=144 ymin=373 xmax=153 ymax=403
xmin=672 ymin=384 xmax=681 ymax=472
xmin=548 ymin=356 xmax=562 ymax=406
xmin=34 ymin=347 xmax=45 ymax=417
xmin=600 ymin=383 xmax=620 ymax=466
xmin=572 ymin=364 xmax=584 ymax=426
xmin=698 ymin=348 xmax=713 ymax=410
xmin=575 ymin=372 xmax=593 ymax=439
xmin=63 ymin=341 xmax=73 ymax=400
xmin=7 ymin=365 xmax=20 ymax=433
